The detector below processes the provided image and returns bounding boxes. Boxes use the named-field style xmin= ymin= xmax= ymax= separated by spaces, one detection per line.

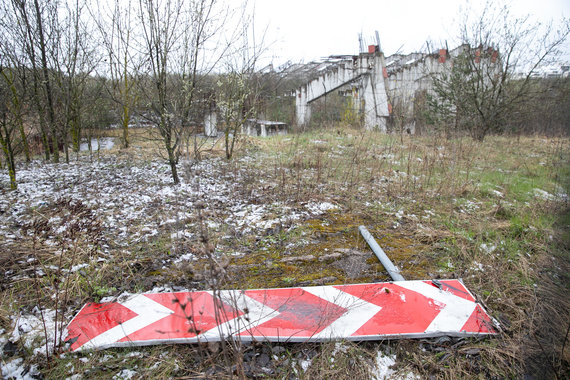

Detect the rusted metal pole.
xmin=359 ymin=225 xmax=405 ymax=281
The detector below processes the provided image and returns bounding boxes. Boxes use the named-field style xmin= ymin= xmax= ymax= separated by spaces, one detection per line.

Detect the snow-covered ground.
xmin=0 ymin=154 xmax=342 ymax=375
xmin=1 ymin=155 xmax=337 ymax=251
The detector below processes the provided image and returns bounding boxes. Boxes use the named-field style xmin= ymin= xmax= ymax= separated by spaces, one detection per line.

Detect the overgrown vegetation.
xmin=1 ymin=125 xmax=568 ymax=378
xmin=427 ymin=1 xmax=569 ymax=141
xmin=0 ymin=0 xmax=568 ymax=378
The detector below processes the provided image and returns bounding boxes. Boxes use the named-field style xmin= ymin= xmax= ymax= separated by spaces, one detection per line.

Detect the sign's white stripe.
xmin=301 ymin=286 xmax=382 ymax=339
xmin=78 ymin=294 xmax=174 ymax=351
xmin=395 ymin=281 xmax=476 ymax=332
xmin=197 ymin=290 xmax=279 ymax=341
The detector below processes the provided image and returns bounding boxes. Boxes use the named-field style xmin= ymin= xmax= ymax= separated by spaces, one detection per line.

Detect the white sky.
xmin=253 ymin=0 xmax=570 ymax=66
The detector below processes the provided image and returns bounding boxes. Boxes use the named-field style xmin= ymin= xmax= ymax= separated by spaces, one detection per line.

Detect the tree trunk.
xmin=0 ymin=119 xmax=17 ymax=189
xmin=122 ymin=54 xmax=130 ymax=148
xmin=167 ymin=147 xmax=179 ymax=184
xmin=33 ymin=0 xmax=58 ymax=162
xmin=122 ymin=101 xmax=130 ymax=149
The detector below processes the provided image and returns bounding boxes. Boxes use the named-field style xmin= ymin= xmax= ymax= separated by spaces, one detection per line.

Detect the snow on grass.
xmin=532 ymin=188 xmax=555 ymax=201
xmin=170 ymin=231 xmax=193 ymax=240
xmin=373 ymin=352 xmax=397 ymax=380
xmin=480 ymin=243 xmax=496 ymax=254
xmin=305 ymin=201 xmax=338 ymax=214
xmin=471 ymin=261 xmax=485 ymax=272
xmin=299 ymin=358 xmax=312 ymax=372
xmin=1 ymin=358 xmax=40 ymax=380
xmin=231 ymin=204 xmax=275 ymax=231
xmin=0 ymin=154 xmax=355 ymax=373
xmin=491 ymin=190 xmax=504 ymax=198
xmin=113 ymin=369 xmax=138 ymax=379
xmin=173 ymin=253 xmax=195 ymax=264
xmin=9 ymin=308 xmax=61 ymax=357
xmin=69 ymin=263 xmax=89 ymax=273
xmin=0 ymin=155 xmax=328 ymax=271
xmin=395 ymin=209 xmax=404 ymax=219
xmin=454 ymin=198 xmax=480 ymax=214
xmin=372 ymin=351 xmax=419 ymax=380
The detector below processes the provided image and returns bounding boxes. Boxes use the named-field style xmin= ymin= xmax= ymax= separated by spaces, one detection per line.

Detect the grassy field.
xmin=1 ymin=126 xmax=568 ymax=379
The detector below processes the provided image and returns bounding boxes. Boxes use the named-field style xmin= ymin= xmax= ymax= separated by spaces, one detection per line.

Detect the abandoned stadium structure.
xmin=198 ymin=44 xmax=499 ymax=137
xmin=294 ymin=44 xmax=497 ymax=133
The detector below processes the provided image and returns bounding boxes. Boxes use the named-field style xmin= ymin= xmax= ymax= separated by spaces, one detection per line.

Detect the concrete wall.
xmin=295 ymin=52 xmax=389 ymax=131
xmin=385 ymin=51 xmax=448 ymax=133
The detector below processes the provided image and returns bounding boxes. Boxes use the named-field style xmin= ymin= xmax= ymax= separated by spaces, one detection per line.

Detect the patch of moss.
xmin=222 ymin=210 xmax=435 ymax=289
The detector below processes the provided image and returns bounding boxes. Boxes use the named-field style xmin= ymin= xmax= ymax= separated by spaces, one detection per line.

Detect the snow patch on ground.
xmin=10 ymin=308 xmax=60 ymax=356
xmin=174 ymin=253 xmax=195 ymax=264
xmin=491 ymin=190 xmax=504 ymax=198
xmin=372 ymin=351 xmax=419 ymax=380
xmin=0 ymin=155 xmax=353 ymax=374
xmin=1 ymin=358 xmax=40 ymax=380
xmin=299 ymin=358 xmax=312 ymax=372
xmin=532 ymin=188 xmax=555 ymax=201
xmin=480 ymin=243 xmax=496 ymax=254
xmin=113 ymin=369 xmax=138 ymax=379
xmin=373 ymin=352 xmax=397 ymax=380
xmin=454 ymin=198 xmax=480 ymax=214
xmin=305 ymin=201 xmax=338 ymax=214
xmin=170 ymin=230 xmax=193 ymax=240
xmin=471 ymin=261 xmax=485 ymax=271
xmin=69 ymin=263 xmax=89 ymax=273
xmin=0 ymin=156 xmax=328 ymax=281
xmin=331 ymin=342 xmax=348 ymax=356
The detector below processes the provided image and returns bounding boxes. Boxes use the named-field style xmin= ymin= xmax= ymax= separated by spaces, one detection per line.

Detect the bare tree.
xmin=0 ymin=12 xmax=31 ymax=163
xmin=95 ymin=0 xmax=140 ymax=149
xmin=217 ymin=7 xmax=266 ymax=159
xmin=31 ymin=0 xmax=60 ymax=160
xmin=0 ymin=69 xmax=19 ymax=189
xmin=136 ymin=0 xmax=242 ymax=184
xmin=136 ymin=0 xmax=186 ymax=184
xmin=4 ymin=0 xmax=61 ymax=161
xmin=0 ymin=58 xmax=30 ymax=164
xmin=217 ymin=72 xmax=254 ymax=159
xmin=428 ymin=2 xmax=570 ymax=140
xmin=0 ymin=0 xmax=46 ymax=188
xmin=52 ymin=0 xmax=101 ymax=161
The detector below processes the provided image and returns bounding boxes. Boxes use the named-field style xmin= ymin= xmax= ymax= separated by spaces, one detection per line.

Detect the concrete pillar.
xmin=295 ymin=86 xmax=311 ymax=126
xmin=204 ymin=112 xmax=217 ymax=137
xmin=361 ymin=53 xmax=389 ymax=131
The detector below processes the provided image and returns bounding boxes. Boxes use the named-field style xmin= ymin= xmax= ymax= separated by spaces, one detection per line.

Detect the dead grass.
xmin=222 ymin=129 xmax=570 ymax=378
xmin=1 ymin=126 xmax=569 ymax=378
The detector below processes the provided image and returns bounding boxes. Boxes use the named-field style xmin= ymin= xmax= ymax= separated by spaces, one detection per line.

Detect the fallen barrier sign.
xmin=65 ymin=280 xmax=496 ymax=351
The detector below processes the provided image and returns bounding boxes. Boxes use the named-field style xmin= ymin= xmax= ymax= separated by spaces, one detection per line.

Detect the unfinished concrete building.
xmin=295 ymin=47 xmax=389 ymax=131
xmin=294 ymin=44 xmax=483 ymax=133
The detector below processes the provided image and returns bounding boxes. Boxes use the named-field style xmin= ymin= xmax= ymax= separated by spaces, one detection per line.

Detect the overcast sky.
xmin=253 ymin=0 xmax=570 ymax=66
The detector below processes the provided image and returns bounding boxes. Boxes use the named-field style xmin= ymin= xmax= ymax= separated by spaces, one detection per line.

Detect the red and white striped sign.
xmin=65 ymin=280 xmax=496 ymax=351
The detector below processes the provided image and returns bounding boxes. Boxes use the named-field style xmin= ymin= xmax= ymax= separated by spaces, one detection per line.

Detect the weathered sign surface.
xmin=65 ymin=279 xmax=496 ymax=351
